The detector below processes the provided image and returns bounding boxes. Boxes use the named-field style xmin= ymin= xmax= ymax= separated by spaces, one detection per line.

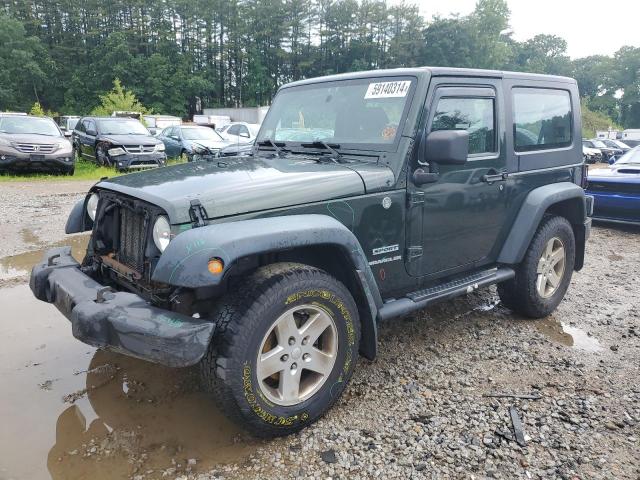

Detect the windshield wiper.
xmin=257 ymin=139 xmax=287 ymax=157
xmin=300 ymin=141 xmax=343 ymax=163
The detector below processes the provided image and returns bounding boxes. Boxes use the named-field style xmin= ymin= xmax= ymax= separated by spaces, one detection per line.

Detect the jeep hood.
xmin=96 ymin=156 xmax=393 ymax=224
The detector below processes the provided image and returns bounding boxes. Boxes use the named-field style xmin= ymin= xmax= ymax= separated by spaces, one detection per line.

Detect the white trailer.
xmin=202 ymin=106 xmax=269 ymax=125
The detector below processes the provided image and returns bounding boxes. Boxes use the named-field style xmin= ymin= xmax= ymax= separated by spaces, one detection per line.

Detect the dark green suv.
xmin=31 ymin=67 xmax=592 ymax=437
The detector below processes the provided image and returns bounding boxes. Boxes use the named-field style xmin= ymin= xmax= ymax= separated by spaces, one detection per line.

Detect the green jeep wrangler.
xmin=31 ymin=67 xmax=593 ymax=437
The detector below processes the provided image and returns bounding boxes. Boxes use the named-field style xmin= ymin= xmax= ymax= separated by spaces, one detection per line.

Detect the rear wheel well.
xmin=225 ymin=245 xmax=376 ymax=358
xmin=544 ymin=197 xmax=587 ymax=270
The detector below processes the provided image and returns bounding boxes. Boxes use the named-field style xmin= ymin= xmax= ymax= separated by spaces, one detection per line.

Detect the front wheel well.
xmin=225 ymin=245 xmax=377 ymax=359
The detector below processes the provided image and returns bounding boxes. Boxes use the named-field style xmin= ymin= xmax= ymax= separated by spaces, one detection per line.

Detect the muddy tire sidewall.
xmin=209 ymin=266 xmax=360 ymax=437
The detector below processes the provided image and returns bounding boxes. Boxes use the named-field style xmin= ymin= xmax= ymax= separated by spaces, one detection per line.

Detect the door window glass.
xmin=431 ymin=97 xmax=496 ymax=155
xmin=227 ymin=125 xmax=240 ymax=135
xmin=513 ymin=88 xmax=572 ymax=151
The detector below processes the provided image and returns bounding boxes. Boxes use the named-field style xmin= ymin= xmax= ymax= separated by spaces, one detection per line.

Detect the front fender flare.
xmin=152 ymin=214 xmax=383 ymax=359
xmin=65 ymin=199 xmax=93 ymax=234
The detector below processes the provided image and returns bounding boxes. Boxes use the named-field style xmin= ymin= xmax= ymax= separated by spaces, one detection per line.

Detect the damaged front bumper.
xmin=30 ymin=246 xmax=215 ymax=367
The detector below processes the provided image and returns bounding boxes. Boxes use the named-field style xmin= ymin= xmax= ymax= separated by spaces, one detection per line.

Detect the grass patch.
xmin=0 ymin=157 xmax=185 ymax=182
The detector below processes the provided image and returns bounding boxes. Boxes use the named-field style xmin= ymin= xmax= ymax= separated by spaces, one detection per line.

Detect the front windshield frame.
xmin=257 ymin=75 xmax=418 ymax=153
xmin=97 ymin=119 xmax=149 ymax=135
xmin=181 ymin=127 xmax=224 ymax=141
xmin=0 ymin=116 xmax=62 ymax=137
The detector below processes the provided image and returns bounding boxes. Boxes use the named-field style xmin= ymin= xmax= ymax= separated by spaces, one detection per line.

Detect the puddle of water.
xmin=535 ymin=318 xmax=603 ymax=352
xmin=0 ymin=235 xmax=89 ymax=282
xmin=0 ymin=284 xmax=255 ymax=480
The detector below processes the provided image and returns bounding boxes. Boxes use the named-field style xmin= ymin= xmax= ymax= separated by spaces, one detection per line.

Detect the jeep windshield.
xmin=0 ymin=116 xmax=61 ymax=136
xmin=97 ymin=119 xmax=149 ymax=135
xmin=257 ymin=77 xmax=415 ymax=151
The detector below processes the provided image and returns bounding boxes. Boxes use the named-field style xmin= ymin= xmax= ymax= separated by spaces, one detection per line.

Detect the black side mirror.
xmin=424 ymin=130 xmax=469 ymax=165
xmin=86 ymin=128 xmax=97 ymax=136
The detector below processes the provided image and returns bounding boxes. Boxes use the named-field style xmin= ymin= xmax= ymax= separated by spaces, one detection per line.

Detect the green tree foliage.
xmin=90 ymin=79 xmax=151 ymax=116
xmin=0 ymin=14 xmax=49 ymax=112
xmin=581 ymin=100 xmax=621 ymax=139
xmin=29 ymin=102 xmax=45 ymax=116
xmin=0 ymin=1 xmax=636 ymax=128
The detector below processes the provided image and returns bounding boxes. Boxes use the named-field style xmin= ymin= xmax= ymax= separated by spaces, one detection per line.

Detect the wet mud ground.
xmin=0 ymin=181 xmax=639 ymax=479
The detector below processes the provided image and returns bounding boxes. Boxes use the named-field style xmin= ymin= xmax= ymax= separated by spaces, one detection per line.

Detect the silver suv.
xmin=0 ymin=114 xmax=75 ymax=175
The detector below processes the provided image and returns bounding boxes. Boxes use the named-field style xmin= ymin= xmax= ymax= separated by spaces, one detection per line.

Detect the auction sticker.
xmin=365 ymin=81 xmax=411 ymax=99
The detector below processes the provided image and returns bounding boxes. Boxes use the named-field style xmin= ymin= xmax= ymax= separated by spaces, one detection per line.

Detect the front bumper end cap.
xmin=30 ymin=247 xmax=215 ymax=368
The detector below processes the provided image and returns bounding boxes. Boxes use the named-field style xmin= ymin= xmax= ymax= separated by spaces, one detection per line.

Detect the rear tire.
xmin=498 ymin=215 xmax=575 ymax=318
xmin=200 ymin=263 xmax=360 ymax=437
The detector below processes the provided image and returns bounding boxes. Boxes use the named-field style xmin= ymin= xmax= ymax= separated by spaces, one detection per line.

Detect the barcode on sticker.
xmin=365 ymin=81 xmax=411 ymax=99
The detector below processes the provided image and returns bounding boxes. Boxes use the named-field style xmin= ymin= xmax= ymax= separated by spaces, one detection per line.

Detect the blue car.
xmin=157 ymin=125 xmax=230 ymax=161
xmin=586 ymin=146 xmax=640 ymax=224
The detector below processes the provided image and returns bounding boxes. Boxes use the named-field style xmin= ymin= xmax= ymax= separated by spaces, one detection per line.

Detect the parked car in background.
xmin=157 ymin=125 xmax=230 ymax=161
xmin=217 ymin=121 xmax=260 ymax=142
xmin=0 ymin=114 xmax=75 ymax=174
xmin=54 ymin=116 xmax=80 ymax=138
xmin=218 ymin=139 xmax=254 ymax=157
xmin=582 ymin=139 xmax=623 ymax=162
xmin=73 ymin=116 xmax=166 ymax=171
xmin=621 ymin=129 xmax=640 ymax=147
xmin=583 ymin=145 xmax=603 ymax=164
xmin=600 ymin=138 xmax=631 ymax=154
xmin=143 ymin=115 xmax=182 ymax=136
xmin=111 ymin=111 xmax=141 ymax=120
xmin=585 ymin=146 xmax=640 ymax=224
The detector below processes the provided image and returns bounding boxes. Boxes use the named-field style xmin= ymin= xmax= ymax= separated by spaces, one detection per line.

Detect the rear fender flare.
xmin=498 ymin=182 xmax=586 ymax=265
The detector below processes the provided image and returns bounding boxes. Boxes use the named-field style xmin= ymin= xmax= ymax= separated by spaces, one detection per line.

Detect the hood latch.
xmin=189 ymin=199 xmax=208 ymax=228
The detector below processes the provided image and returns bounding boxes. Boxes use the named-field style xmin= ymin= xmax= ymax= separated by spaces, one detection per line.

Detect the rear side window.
xmin=431 ymin=97 xmax=496 ymax=155
xmin=513 ymin=88 xmax=572 ymax=152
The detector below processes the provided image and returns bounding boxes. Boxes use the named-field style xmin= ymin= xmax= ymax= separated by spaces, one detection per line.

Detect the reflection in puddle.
xmin=0 ymin=285 xmax=256 ymax=480
xmin=535 ymin=318 xmax=603 ymax=352
xmin=0 ymin=235 xmax=90 ymax=282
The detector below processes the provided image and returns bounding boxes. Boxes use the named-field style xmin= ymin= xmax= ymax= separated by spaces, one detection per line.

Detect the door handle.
xmin=481 ymin=169 xmax=507 ymax=183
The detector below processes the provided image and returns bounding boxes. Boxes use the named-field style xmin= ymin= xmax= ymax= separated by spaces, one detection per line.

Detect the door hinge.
xmin=406 ymin=246 xmax=423 ymax=261
xmin=189 ymin=199 xmax=208 ymax=228
xmin=407 ymin=191 xmax=425 ymax=208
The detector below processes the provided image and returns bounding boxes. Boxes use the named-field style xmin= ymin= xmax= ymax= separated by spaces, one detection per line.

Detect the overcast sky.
xmin=406 ymin=0 xmax=639 ymax=59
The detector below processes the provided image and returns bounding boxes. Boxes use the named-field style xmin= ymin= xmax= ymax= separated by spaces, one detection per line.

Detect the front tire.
xmin=95 ymin=143 xmax=111 ymax=167
xmin=498 ymin=215 xmax=575 ymax=318
xmin=200 ymin=263 xmax=360 ymax=437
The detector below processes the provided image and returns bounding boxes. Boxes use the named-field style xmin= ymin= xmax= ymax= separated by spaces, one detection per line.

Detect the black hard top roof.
xmin=283 ymin=66 xmax=576 ymax=89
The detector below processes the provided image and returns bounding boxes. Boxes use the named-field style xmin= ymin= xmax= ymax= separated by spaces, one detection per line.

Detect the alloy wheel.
xmin=256 ymin=305 xmax=338 ymax=406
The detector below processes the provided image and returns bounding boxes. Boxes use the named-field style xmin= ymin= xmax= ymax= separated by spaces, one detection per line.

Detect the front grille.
xmin=118 ymin=207 xmax=147 ymax=272
xmin=123 ymin=144 xmax=156 ymax=154
xmin=13 ymin=143 xmax=56 ymax=153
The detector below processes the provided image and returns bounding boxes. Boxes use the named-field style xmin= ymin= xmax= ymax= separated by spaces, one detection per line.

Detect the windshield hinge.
xmin=189 ymin=199 xmax=208 ymax=228
xmin=406 ymin=246 xmax=423 ymax=261
xmin=407 ymin=191 xmax=425 ymax=208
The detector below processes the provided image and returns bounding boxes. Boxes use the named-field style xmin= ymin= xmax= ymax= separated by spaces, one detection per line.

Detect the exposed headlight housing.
xmin=86 ymin=193 xmax=99 ymax=221
xmin=0 ymin=137 xmax=12 ymax=147
xmin=108 ymin=147 xmax=126 ymax=156
xmin=155 ymin=143 xmax=165 ymax=152
xmin=152 ymin=215 xmax=171 ymax=252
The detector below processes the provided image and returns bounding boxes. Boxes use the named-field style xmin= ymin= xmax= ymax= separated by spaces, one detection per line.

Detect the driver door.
xmin=406 ymin=80 xmax=510 ymax=278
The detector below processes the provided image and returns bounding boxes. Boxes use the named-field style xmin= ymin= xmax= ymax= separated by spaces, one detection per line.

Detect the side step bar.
xmin=377 ymin=267 xmax=515 ymax=322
